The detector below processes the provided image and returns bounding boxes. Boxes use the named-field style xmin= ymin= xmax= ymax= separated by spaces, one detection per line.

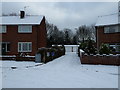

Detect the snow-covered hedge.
xmin=37 ymin=45 xmax=65 ymax=63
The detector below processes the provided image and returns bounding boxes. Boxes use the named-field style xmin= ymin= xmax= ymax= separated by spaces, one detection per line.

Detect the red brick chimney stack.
xmin=20 ymin=11 xmax=25 ymax=19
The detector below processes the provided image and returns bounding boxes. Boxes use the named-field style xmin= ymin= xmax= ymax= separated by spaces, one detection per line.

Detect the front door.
xmin=2 ymin=43 xmax=6 ymax=55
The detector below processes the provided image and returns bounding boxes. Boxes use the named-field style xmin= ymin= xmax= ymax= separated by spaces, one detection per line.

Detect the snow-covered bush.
xmin=99 ymin=43 xmax=111 ymax=55
xmin=78 ymin=38 xmax=97 ymax=55
xmin=84 ymin=38 xmax=97 ymax=55
xmin=37 ymin=45 xmax=65 ymax=63
xmin=79 ymin=42 xmax=87 ymax=51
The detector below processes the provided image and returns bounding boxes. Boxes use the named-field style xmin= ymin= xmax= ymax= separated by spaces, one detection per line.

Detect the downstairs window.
xmin=18 ymin=42 xmax=32 ymax=52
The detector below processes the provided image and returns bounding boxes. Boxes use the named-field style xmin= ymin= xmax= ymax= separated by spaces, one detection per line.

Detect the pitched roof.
xmin=95 ymin=13 xmax=119 ymax=26
xmin=0 ymin=15 xmax=44 ymax=25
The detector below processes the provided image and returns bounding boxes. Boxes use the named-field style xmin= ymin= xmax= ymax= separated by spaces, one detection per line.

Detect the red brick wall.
xmin=1 ymin=17 xmax=47 ymax=56
xmin=96 ymin=26 xmax=120 ymax=48
xmin=37 ymin=16 xmax=47 ymax=48
xmin=80 ymin=52 xmax=120 ymax=66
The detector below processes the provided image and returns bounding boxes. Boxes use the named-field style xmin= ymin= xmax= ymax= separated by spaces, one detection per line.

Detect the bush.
xmin=78 ymin=38 xmax=97 ymax=55
xmin=79 ymin=42 xmax=87 ymax=51
xmin=84 ymin=39 xmax=97 ymax=55
xmin=37 ymin=45 xmax=65 ymax=63
xmin=37 ymin=47 xmax=47 ymax=63
xmin=78 ymin=42 xmax=87 ymax=56
xmin=99 ymin=44 xmax=111 ymax=55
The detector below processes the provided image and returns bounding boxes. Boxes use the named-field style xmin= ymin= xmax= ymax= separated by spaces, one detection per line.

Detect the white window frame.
xmin=18 ymin=25 xmax=32 ymax=33
xmin=18 ymin=42 xmax=32 ymax=52
xmin=109 ymin=43 xmax=120 ymax=52
xmin=0 ymin=25 xmax=6 ymax=33
xmin=6 ymin=43 xmax=10 ymax=52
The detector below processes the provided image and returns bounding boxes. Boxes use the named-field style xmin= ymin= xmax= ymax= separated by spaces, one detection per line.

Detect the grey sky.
xmin=2 ymin=2 xmax=118 ymax=30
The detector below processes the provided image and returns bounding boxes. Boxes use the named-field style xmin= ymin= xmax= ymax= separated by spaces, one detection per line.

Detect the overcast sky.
xmin=2 ymin=2 xmax=118 ymax=30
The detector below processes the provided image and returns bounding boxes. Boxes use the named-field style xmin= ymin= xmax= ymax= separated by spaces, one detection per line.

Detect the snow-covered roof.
xmin=95 ymin=14 xmax=119 ymax=26
xmin=0 ymin=15 xmax=44 ymax=25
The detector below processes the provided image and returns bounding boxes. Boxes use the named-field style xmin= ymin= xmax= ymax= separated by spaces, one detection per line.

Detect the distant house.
xmin=95 ymin=13 xmax=120 ymax=53
xmin=0 ymin=11 xmax=47 ymax=56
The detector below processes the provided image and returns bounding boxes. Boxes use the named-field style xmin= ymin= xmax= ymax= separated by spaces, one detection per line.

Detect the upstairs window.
xmin=0 ymin=25 xmax=6 ymax=33
xmin=18 ymin=25 xmax=32 ymax=33
xmin=104 ymin=25 xmax=119 ymax=33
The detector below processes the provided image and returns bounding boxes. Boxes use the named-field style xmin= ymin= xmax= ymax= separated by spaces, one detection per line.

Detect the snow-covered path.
xmin=2 ymin=52 xmax=118 ymax=88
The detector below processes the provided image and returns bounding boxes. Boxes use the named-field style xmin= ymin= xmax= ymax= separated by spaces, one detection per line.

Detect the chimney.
xmin=20 ymin=11 xmax=25 ymax=19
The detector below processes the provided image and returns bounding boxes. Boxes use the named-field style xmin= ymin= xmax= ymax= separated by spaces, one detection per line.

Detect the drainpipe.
xmin=36 ymin=26 xmax=39 ymax=52
xmin=96 ymin=26 xmax=99 ymax=53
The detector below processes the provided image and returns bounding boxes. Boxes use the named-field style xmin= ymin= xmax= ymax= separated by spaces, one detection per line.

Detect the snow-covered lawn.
xmin=1 ymin=52 xmax=118 ymax=88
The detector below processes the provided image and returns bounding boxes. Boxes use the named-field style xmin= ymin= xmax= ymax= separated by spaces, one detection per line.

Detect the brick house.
xmin=95 ymin=13 xmax=120 ymax=53
xmin=0 ymin=11 xmax=47 ymax=56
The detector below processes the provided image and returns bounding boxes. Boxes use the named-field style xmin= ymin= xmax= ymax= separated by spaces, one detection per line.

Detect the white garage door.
xmin=65 ymin=45 xmax=79 ymax=52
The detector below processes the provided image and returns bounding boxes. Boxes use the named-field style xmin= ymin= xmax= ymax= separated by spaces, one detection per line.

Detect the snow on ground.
xmin=1 ymin=52 xmax=118 ymax=88
xmin=0 ymin=61 xmax=2 ymax=89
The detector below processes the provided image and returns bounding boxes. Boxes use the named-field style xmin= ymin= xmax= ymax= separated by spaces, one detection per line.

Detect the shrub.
xmin=99 ymin=44 xmax=111 ymax=55
xmin=37 ymin=45 xmax=65 ymax=63
xmin=78 ymin=38 xmax=97 ymax=55
xmin=78 ymin=42 xmax=87 ymax=56
xmin=37 ymin=47 xmax=47 ymax=63
xmin=79 ymin=42 xmax=87 ymax=51
xmin=84 ymin=39 xmax=97 ymax=55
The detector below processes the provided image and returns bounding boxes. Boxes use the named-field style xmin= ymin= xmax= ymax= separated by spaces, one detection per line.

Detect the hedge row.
xmin=37 ymin=45 xmax=65 ymax=63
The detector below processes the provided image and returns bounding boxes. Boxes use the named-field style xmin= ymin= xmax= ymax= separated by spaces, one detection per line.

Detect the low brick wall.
xmin=0 ymin=56 xmax=35 ymax=62
xmin=80 ymin=50 xmax=120 ymax=66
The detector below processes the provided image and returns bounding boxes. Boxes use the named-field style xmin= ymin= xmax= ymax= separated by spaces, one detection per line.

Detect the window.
xmin=104 ymin=27 xmax=109 ymax=33
xmin=116 ymin=45 xmax=120 ymax=52
xmin=109 ymin=43 xmax=120 ymax=53
xmin=6 ymin=43 xmax=10 ymax=51
xmin=18 ymin=42 xmax=32 ymax=52
xmin=118 ymin=25 xmax=120 ymax=32
xmin=104 ymin=25 xmax=119 ymax=33
xmin=18 ymin=25 xmax=32 ymax=33
xmin=0 ymin=25 xmax=6 ymax=33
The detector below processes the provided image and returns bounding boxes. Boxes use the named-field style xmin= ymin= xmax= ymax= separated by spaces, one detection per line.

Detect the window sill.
xmin=18 ymin=51 xmax=32 ymax=52
xmin=18 ymin=32 xmax=32 ymax=33
xmin=104 ymin=32 xmax=120 ymax=34
xmin=0 ymin=32 xmax=7 ymax=34
xmin=6 ymin=51 xmax=10 ymax=52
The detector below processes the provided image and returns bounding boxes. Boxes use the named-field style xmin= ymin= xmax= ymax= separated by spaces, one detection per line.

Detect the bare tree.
xmin=46 ymin=22 xmax=65 ymax=46
xmin=75 ymin=25 xmax=96 ymax=43
xmin=63 ymin=28 xmax=73 ymax=45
